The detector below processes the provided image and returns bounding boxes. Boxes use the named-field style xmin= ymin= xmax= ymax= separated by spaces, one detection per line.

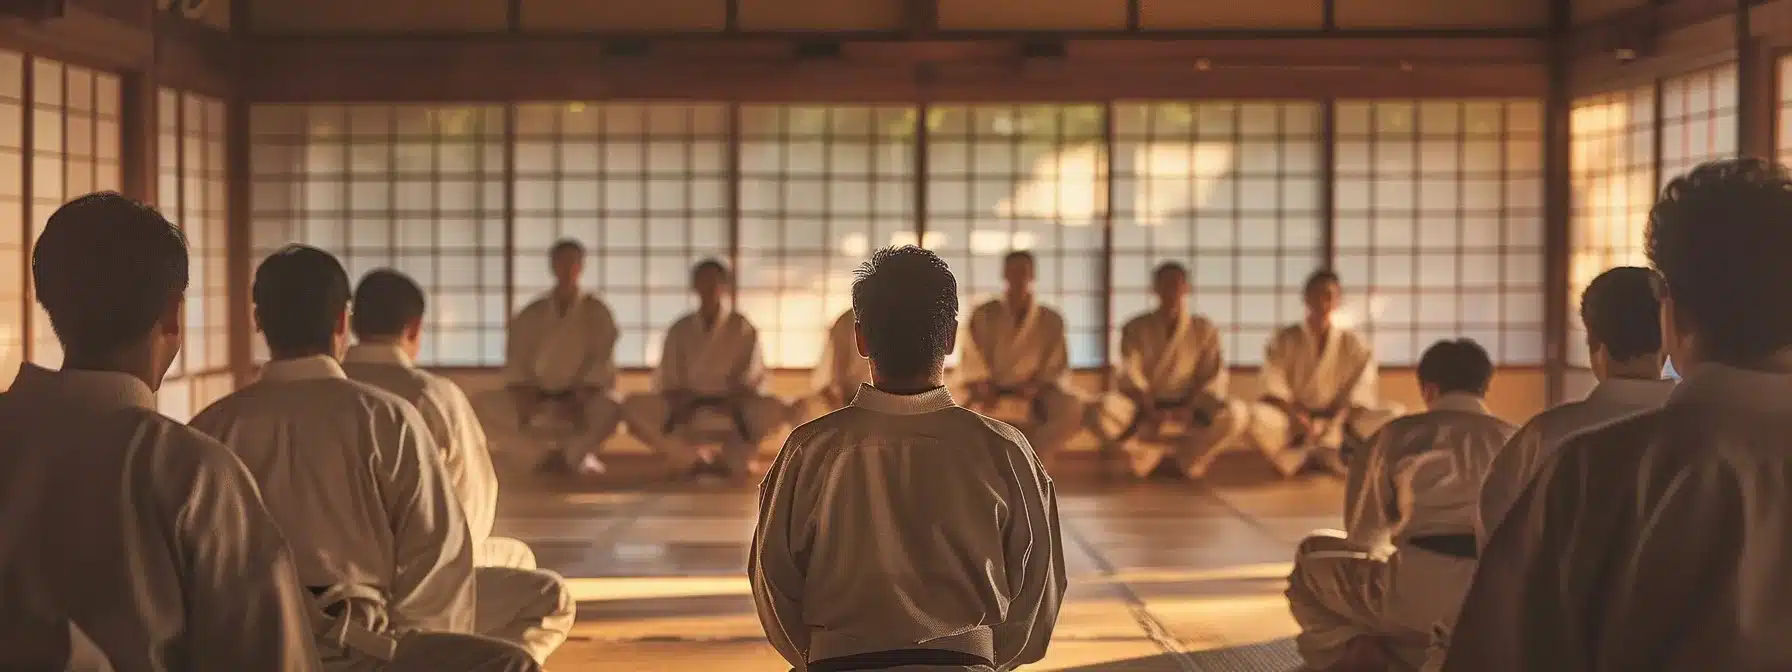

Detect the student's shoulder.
xmin=116 ymin=408 xmax=253 ymax=478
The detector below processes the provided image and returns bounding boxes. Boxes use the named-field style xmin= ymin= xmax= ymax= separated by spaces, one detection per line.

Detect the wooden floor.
xmin=492 ymin=453 xmax=1339 ymax=671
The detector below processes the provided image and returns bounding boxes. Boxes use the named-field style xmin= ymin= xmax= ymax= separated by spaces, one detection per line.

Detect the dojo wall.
xmin=440 ymin=366 xmax=1548 ymax=455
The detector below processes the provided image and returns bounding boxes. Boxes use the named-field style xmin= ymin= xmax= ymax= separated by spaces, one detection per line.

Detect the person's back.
xmin=1475 ymin=266 xmax=1675 ymax=543
xmin=0 ymin=366 xmax=318 ymax=671
xmin=768 ymin=394 xmax=1058 ymax=664
xmin=193 ymin=359 xmax=473 ymax=630
xmin=1289 ymin=339 xmax=1509 ymax=671
xmin=191 ymin=245 xmax=540 ymax=672
xmin=752 ymin=246 xmax=1065 ymax=672
xmin=0 ymin=193 xmax=318 ymax=671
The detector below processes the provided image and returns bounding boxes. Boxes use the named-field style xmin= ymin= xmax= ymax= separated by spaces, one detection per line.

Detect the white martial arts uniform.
xmin=343 ymin=344 xmax=576 ymax=663
xmin=1089 ymin=310 xmax=1250 ymax=478
xmin=191 ymin=355 xmax=539 ymax=672
xmin=954 ymin=297 xmax=1086 ymax=457
xmin=621 ymin=309 xmax=788 ymax=470
xmin=790 ymin=310 xmax=869 ymax=425
xmin=1244 ymin=322 xmax=1403 ymax=477
xmin=1286 ymin=393 xmax=1514 ymax=671
xmin=1443 ymin=357 xmax=1792 ymax=672
xmin=0 ymin=364 xmax=319 ymax=671
xmin=1474 ymin=376 xmax=1675 ymax=544
xmin=752 ymin=384 xmax=1066 ymax=672
xmin=504 ymin=292 xmax=624 ymax=466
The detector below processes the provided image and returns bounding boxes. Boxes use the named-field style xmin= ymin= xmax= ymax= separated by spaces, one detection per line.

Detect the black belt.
xmin=666 ymin=395 xmax=751 ymax=440
xmin=1406 ymin=533 xmax=1477 ymax=559
xmin=809 ymin=649 xmax=994 ymax=671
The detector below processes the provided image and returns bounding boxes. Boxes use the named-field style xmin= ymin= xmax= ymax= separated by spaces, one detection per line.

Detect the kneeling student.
xmin=342 ymin=269 xmax=576 ymax=664
xmin=1285 ymin=339 xmax=1513 ymax=672
xmin=751 ymin=246 xmax=1066 ymax=671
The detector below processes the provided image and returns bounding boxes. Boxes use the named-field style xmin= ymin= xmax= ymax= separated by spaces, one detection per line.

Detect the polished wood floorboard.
xmin=493 ymin=453 xmax=1337 ymax=671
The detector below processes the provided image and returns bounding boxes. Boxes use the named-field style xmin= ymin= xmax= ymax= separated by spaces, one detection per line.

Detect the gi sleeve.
xmin=379 ymin=403 xmax=477 ymax=632
xmin=749 ymin=431 xmax=813 ymax=667
xmin=991 ymin=436 xmax=1067 ymax=670
xmin=174 ymin=435 xmax=324 ymax=671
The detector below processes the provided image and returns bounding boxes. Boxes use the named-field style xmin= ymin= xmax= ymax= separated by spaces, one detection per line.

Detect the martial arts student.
xmin=1445 ymin=158 xmax=1792 ymax=671
xmin=751 ymin=246 xmax=1065 ymax=672
xmin=1088 ymin=261 xmax=1249 ymax=479
xmin=191 ymin=244 xmax=540 ymax=671
xmin=1286 ymin=339 xmax=1513 ymax=671
xmin=1243 ymin=270 xmax=1402 ymax=477
xmin=954 ymin=250 xmax=1086 ymax=461
xmin=621 ymin=259 xmax=787 ymax=482
xmin=342 ymin=268 xmax=576 ymax=664
xmin=504 ymin=239 xmax=623 ymax=477
xmin=0 ymin=192 xmax=318 ymax=670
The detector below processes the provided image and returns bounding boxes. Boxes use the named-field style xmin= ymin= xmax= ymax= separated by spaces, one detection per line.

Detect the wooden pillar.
xmin=1738 ymin=1 xmax=1777 ymax=159
xmin=1543 ymin=0 xmax=1573 ymax=406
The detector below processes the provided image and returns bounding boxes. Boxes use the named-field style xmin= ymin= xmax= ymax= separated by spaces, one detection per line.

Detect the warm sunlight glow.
xmin=995 ymin=145 xmax=1103 ymax=222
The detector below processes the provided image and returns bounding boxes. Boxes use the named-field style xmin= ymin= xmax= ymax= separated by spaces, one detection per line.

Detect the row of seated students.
xmin=9 ymin=157 xmax=1775 ymax=672
xmin=743 ymin=157 xmax=1792 ymax=672
xmin=508 ymin=242 xmax=1404 ymax=485
xmin=2 ymin=193 xmax=568 ymax=669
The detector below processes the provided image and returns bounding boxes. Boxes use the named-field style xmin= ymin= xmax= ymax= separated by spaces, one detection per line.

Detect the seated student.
xmin=788 ymin=309 xmax=869 ymax=425
xmin=191 ymin=245 xmax=540 ymax=672
xmin=1286 ymin=339 xmax=1514 ymax=672
xmin=1444 ymin=159 xmax=1792 ymax=671
xmin=1243 ymin=270 xmax=1403 ymax=477
xmin=622 ymin=259 xmax=788 ymax=481
xmin=751 ymin=246 xmax=1065 ymax=672
xmin=953 ymin=250 xmax=1087 ymax=459
xmin=1475 ymin=266 xmax=1675 ymax=543
xmin=504 ymin=239 xmax=623 ymax=477
xmin=0 ymin=193 xmax=318 ymax=670
xmin=341 ymin=269 xmax=576 ymax=664
xmin=1089 ymin=261 xmax=1250 ymax=479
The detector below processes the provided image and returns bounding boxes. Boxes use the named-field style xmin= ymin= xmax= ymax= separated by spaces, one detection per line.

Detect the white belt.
xmin=311 ymin=584 xmax=399 ymax=662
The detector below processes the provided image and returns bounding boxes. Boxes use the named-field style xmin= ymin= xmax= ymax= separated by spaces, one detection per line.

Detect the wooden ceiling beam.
xmin=238 ymin=34 xmax=1546 ymax=102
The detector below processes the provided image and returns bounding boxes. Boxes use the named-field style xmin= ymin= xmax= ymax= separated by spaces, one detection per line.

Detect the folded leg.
xmin=1086 ymin=393 xmax=1164 ymax=478
xmin=1243 ymin=400 xmax=1309 ymax=478
xmin=718 ymin=392 xmax=791 ymax=470
xmin=323 ymin=631 xmax=541 ymax=672
xmin=620 ymin=392 xmax=698 ymax=469
xmin=477 ymin=537 xmax=539 ymax=570
xmin=474 ymin=567 xmax=576 ymax=665
xmin=551 ymin=391 xmax=623 ymax=467
xmin=1285 ymin=530 xmax=1392 ymax=670
xmin=1026 ymin=385 xmax=1085 ymax=456
xmin=1175 ymin=397 xmax=1251 ymax=478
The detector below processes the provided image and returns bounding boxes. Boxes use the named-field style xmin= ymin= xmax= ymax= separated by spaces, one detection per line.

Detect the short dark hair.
xmin=1417 ymin=338 xmax=1495 ymax=397
xmin=1003 ymin=250 xmax=1035 ymax=267
xmin=1152 ymin=261 xmax=1188 ymax=282
xmin=1304 ymin=269 xmax=1341 ymax=295
xmin=351 ymin=269 xmax=426 ymax=340
xmin=1580 ymin=266 xmax=1663 ymax=362
xmin=1648 ymin=158 xmax=1792 ymax=362
xmin=549 ymin=239 xmax=585 ymax=258
xmin=691 ymin=258 xmax=731 ymax=283
xmin=852 ymin=246 xmax=959 ymax=380
xmin=32 ymin=192 xmax=188 ymax=355
xmin=253 ymin=244 xmax=352 ymax=355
